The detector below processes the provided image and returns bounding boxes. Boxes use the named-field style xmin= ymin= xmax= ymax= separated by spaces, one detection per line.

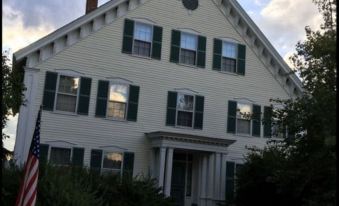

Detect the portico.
xmin=146 ymin=131 xmax=236 ymax=206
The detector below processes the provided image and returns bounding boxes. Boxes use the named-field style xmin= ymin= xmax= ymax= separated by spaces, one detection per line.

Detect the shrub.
xmin=2 ymin=164 xmax=173 ymax=206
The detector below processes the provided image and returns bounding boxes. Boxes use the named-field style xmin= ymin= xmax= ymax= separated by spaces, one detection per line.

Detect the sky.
xmin=2 ymin=0 xmax=323 ymax=151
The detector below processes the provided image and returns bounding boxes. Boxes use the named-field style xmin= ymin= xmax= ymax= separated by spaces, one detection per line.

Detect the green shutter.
xmin=213 ymin=39 xmax=222 ymax=70
xmin=252 ymin=104 xmax=261 ymax=137
xmin=170 ymin=30 xmax=181 ymax=63
xmin=197 ymin=35 xmax=206 ymax=68
xmin=72 ymin=148 xmax=84 ymax=166
xmin=77 ymin=77 xmax=92 ymax=115
xmin=166 ymin=91 xmax=177 ymax=126
xmin=227 ymin=101 xmax=237 ymax=133
xmin=263 ymin=106 xmax=272 ymax=138
xmin=226 ymin=161 xmax=235 ymax=202
xmin=237 ymin=44 xmax=246 ymax=75
xmin=40 ymin=144 xmax=49 ymax=164
xmin=90 ymin=149 xmax=102 ymax=172
xmin=95 ymin=80 xmax=109 ymax=117
xmin=123 ymin=152 xmax=135 ymax=179
xmin=122 ymin=19 xmax=134 ymax=54
xmin=42 ymin=72 xmax=57 ymax=111
xmin=194 ymin=95 xmax=204 ymax=129
xmin=127 ymin=85 xmax=140 ymax=121
xmin=151 ymin=26 xmax=163 ymax=60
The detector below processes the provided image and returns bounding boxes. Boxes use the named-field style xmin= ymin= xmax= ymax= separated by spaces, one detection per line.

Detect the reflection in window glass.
xmin=102 ymin=152 xmax=123 ymax=175
xmin=181 ymin=33 xmax=197 ymax=51
xmin=50 ymin=147 xmax=71 ymax=165
xmin=222 ymin=42 xmax=237 ymax=59
xmin=56 ymin=75 xmax=79 ymax=112
xmin=236 ymin=103 xmax=252 ymax=135
xmin=134 ymin=22 xmax=152 ymax=42
xmin=109 ymin=84 xmax=128 ymax=103
xmin=177 ymin=94 xmax=194 ymax=111
xmin=237 ymin=103 xmax=252 ymax=119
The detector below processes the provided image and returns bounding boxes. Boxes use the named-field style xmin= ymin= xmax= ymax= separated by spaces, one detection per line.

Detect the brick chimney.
xmin=86 ymin=0 xmax=98 ymax=14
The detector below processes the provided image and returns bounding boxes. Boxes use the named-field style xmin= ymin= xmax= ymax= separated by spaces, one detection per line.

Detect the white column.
xmin=158 ymin=147 xmax=166 ymax=191
xmin=207 ymin=153 xmax=215 ymax=205
xmin=220 ymin=154 xmax=228 ymax=200
xmin=164 ymin=148 xmax=174 ymax=197
xmin=149 ymin=148 xmax=155 ymax=178
xmin=14 ymin=67 xmax=40 ymax=166
xmin=200 ymin=154 xmax=208 ymax=199
xmin=214 ymin=153 xmax=221 ymax=200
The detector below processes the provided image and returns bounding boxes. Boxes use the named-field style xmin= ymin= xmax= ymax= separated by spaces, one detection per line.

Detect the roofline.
xmin=14 ymin=0 xmax=123 ymax=60
xmin=229 ymin=0 xmax=303 ymax=91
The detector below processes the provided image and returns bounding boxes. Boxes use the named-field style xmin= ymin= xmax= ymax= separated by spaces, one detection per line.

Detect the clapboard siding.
xmin=27 ymin=0 xmax=289 ymax=174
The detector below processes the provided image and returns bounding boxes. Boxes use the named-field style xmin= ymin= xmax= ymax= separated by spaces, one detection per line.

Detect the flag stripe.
xmin=15 ymin=107 xmax=42 ymax=206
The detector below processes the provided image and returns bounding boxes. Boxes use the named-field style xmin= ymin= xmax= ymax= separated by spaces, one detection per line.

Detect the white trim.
xmin=54 ymin=69 xmax=85 ymax=76
xmin=130 ymin=17 xmax=157 ymax=25
xmin=105 ymin=77 xmax=133 ymax=84
xmin=105 ymin=82 xmax=130 ymax=121
xmin=101 ymin=150 xmax=124 ymax=176
xmin=53 ymin=73 xmax=81 ymax=114
xmin=177 ymin=28 xmax=201 ymax=35
xmin=175 ymin=93 xmax=196 ymax=128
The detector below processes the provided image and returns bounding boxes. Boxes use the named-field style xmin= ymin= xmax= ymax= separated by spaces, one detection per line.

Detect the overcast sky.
xmin=2 ymin=0 xmax=322 ymax=151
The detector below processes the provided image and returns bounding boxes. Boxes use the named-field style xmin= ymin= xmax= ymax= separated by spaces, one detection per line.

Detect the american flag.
xmin=15 ymin=107 xmax=42 ymax=206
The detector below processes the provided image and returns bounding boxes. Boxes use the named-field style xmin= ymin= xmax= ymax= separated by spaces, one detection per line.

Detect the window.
xmin=102 ymin=151 xmax=123 ymax=175
xmin=107 ymin=83 xmax=129 ymax=119
xmin=236 ymin=103 xmax=252 ymax=135
xmin=180 ymin=33 xmax=197 ymax=65
xmin=50 ymin=147 xmax=71 ymax=165
xmin=222 ymin=42 xmax=237 ymax=73
xmin=133 ymin=22 xmax=152 ymax=57
xmin=55 ymin=75 xmax=80 ymax=113
xmin=176 ymin=93 xmax=194 ymax=127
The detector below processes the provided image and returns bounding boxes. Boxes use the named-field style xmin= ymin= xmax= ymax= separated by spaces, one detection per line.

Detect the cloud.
xmin=3 ymin=0 xmax=85 ymax=29
xmin=3 ymin=115 xmax=18 ymax=151
xmin=258 ymin=0 xmax=323 ymax=55
xmin=2 ymin=4 xmax=55 ymax=54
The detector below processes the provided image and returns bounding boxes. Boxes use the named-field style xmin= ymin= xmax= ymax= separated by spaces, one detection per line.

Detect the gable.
xmin=13 ymin=0 xmax=302 ymax=97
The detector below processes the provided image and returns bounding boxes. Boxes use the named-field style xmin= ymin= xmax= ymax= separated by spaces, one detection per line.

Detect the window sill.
xmin=103 ymin=117 xmax=131 ymax=123
xmin=129 ymin=53 xmax=153 ymax=60
xmin=167 ymin=125 xmax=201 ymax=131
xmin=177 ymin=62 xmax=203 ymax=70
xmin=217 ymin=70 xmax=239 ymax=76
xmin=51 ymin=110 xmax=79 ymax=117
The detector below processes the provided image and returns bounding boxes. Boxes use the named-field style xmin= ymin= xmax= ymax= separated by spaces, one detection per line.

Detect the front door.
xmin=171 ymin=160 xmax=186 ymax=206
xmin=170 ymin=152 xmax=193 ymax=206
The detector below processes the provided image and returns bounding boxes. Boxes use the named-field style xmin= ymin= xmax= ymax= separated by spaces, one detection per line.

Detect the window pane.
xmin=177 ymin=94 xmax=194 ymax=111
xmin=107 ymin=102 xmax=126 ymax=119
xmin=237 ymin=119 xmax=251 ymax=134
xmin=50 ymin=148 xmax=71 ymax=165
xmin=180 ymin=49 xmax=196 ymax=65
xmin=222 ymin=42 xmax=237 ymax=58
xmin=133 ymin=39 xmax=151 ymax=57
xmin=177 ymin=111 xmax=193 ymax=127
xmin=103 ymin=152 xmax=122 ymax=169
xmin=181 ymin=33 xmax=197 ymax=50
xmin=237 ymin=103 xmax=252 ymax=119
xmin=56 ymin=94 xmax=77 ymax=112
xmin=58 ymin=75 xmax=79 ymax=94
xmin=134 ymin=22 xmax=152 ymax=42
xmin=109 ymin=84 xmax=128 ymax=103
xmin=221 ymin=57 xmax=236 ymax=73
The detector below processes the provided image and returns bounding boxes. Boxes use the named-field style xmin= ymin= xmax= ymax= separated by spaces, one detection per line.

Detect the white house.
xmin=13 ymin=0 xmax=302 ymax=205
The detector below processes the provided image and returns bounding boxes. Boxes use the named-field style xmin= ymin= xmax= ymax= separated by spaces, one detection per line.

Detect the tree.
xmin=1 ymin=51 xmax=25 ymax=161
xmin=234 ymin=0 xmax=336 ymax=205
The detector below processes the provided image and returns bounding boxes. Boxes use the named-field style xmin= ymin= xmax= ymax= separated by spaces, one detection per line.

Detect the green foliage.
xmin=1 ymin=51 xmax=25 ymax=160
xmin=2 ymin=164 xmax=173 ymax=206
xmin=234 ymin=1 xmax=336 ymax=206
